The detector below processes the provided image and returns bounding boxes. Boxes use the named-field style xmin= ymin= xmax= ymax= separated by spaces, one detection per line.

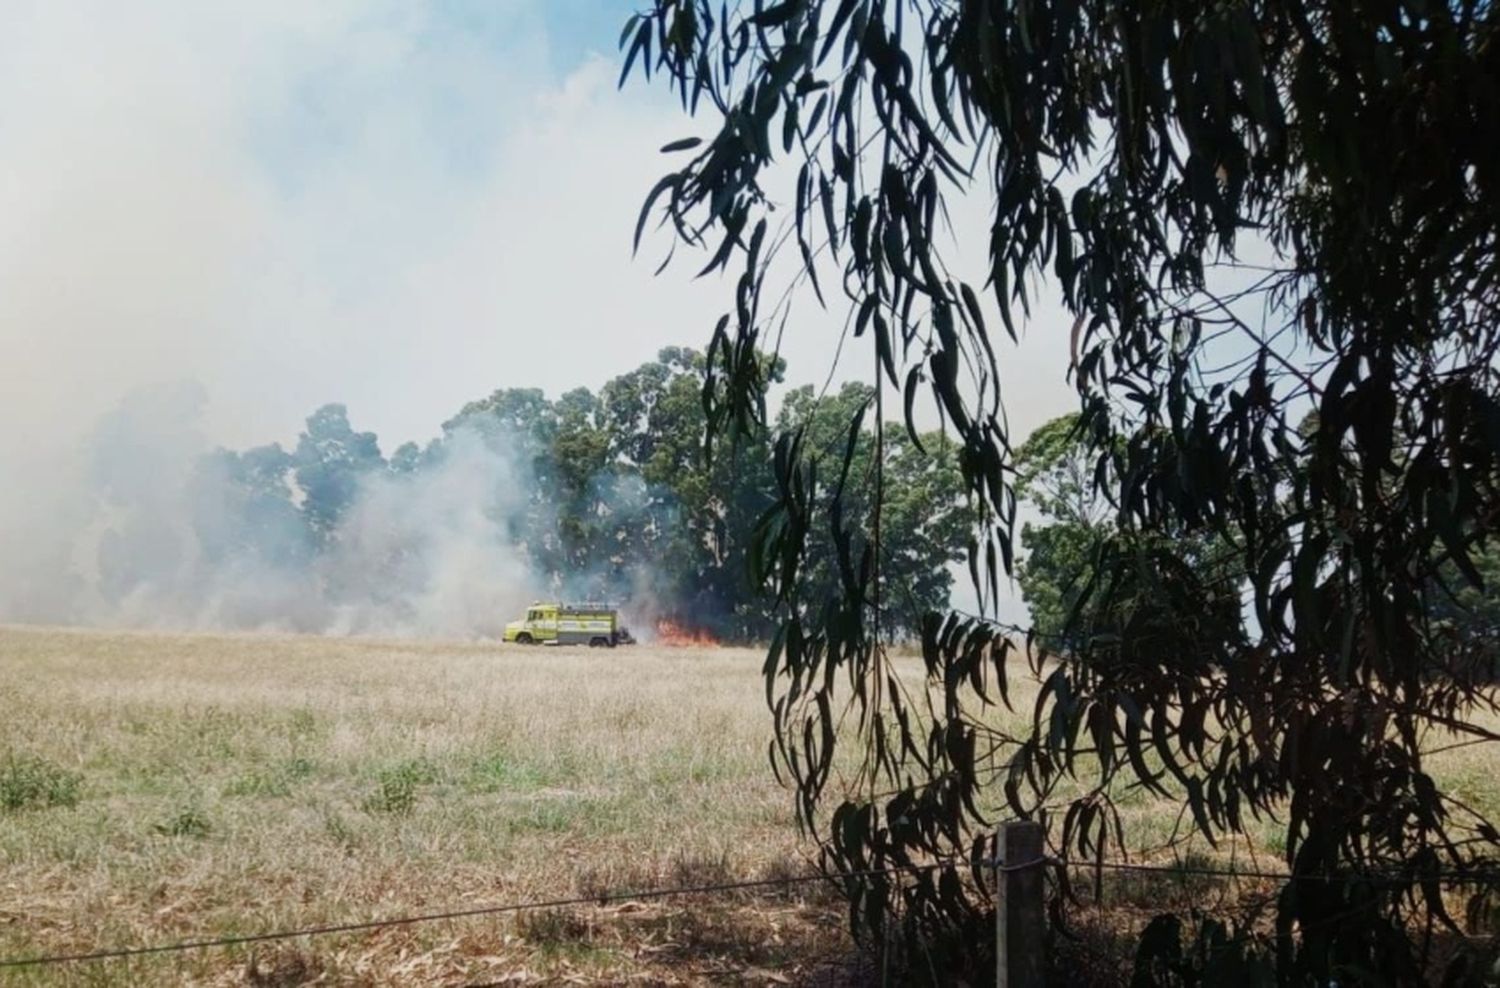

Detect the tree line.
xmin=140 ymin=347 xmax=971 ymax=640
xmin=1016 ymin=412 xmax=1500 ymax=664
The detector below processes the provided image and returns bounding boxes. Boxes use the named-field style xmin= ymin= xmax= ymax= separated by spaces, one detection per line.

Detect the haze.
xmin=0 ymin=0 xmax=1075 ymax=632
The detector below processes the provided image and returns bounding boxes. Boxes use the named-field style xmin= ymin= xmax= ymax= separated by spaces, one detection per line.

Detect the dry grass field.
xmin=2 ymin=625 xmax=1497 ymax=985
xmin=0 ymin=626 xmax=858 ymax=986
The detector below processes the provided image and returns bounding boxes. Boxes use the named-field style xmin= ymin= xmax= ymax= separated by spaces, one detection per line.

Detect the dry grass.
xmin=2 ymin=625 xmax=1496 ymax=985
xmin=0 ymin=626 xmax=851 ymax=986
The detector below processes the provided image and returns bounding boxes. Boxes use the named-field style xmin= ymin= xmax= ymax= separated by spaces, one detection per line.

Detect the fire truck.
xmin=503 ymin=602 xmax=636 ymax=647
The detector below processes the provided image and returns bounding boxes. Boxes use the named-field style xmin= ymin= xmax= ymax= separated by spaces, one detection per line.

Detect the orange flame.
xmin=655 ymin=619 xmax=720 ymax=648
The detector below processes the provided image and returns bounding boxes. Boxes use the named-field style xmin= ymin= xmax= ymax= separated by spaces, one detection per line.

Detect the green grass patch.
xmin=505 ymin=798 xmax=584 ymax=835
xmin=645 ymin=744 xmax=741 ymax=786
xmin=0 ymin=755 xmax=82 ymax=812
xmin=223 ymin=757 xmax=317 ymax=799
xmin=321 ymin=808 xmax=361 ymax=852
xmin=224 ymin=770 xmax=291 ymax=798
xmin=153 ymin=806 xmax=212 ymax=838
xmin=467 ymin=751 xmax=552 ymax=792
xmin=362 ymin=759 xmax=440 ymax=815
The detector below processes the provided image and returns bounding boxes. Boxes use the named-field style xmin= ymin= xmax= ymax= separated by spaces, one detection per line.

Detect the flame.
xmin=654 ymin=619 xmax=720 ymax=648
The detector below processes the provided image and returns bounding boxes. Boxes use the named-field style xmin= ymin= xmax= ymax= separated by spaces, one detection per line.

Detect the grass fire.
xmin=653 ymin=619 xmax=720 ymax=648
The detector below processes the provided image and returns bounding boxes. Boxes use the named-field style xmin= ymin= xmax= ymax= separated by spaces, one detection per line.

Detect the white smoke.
xmin=320 ymin=428 xmax=535 ymax=637
xmin=0 ymin=383 xmax=541 ymax=638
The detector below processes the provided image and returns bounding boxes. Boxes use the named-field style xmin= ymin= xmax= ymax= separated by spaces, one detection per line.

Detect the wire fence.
xmin=1056 ymin=858 xmax=1500 ymax=887
xmin=2 ymin=853 xmax=1495 ymax=974
xmin=0 ymin=861 xmax=925 ymax=972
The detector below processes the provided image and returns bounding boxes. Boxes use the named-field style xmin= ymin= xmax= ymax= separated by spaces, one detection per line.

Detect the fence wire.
xmin=0 ymin=860 xmax=940 ymax=971
xmin=3 ymin=853 xmax=1495 ymax=973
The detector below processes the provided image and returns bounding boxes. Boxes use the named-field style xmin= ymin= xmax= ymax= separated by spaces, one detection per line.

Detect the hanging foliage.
xmin=624 ymin=1 xmax=1500 ymax=981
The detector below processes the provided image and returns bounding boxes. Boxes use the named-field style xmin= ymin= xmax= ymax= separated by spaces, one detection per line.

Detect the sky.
xmin=0 ymin=0 xmax=1075 ymax=453
xmin=0 ymin=1 xmax=1078 ymax=626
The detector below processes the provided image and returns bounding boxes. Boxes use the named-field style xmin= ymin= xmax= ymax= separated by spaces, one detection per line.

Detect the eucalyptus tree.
xmin=624 ymin=1 xmax=1500 ymax=980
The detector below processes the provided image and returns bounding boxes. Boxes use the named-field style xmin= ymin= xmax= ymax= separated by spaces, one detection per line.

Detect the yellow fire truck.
xmin=503 ymin=602 xmax=635 ymax=647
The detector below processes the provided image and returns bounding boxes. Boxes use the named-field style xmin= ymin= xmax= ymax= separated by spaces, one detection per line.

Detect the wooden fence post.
xmin=996 ymin=820 xmax=1046 ymax=988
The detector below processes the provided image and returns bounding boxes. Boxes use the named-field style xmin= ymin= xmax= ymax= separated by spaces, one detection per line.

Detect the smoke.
xmin=0 ymin=383 xmax=542 ymax=638
xmin=0 ymin=3 xmax=1079 ymax=636
xmin=321 ymin=429 xmax=535 ymax=637
xmin=0 ymin=455 xmax=95 ymax=627
xmin=0 ymin=5 xmax=788 ymax=639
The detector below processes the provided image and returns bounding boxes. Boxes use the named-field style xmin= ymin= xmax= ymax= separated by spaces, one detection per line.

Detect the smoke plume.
xmin=0 ymin=383 xmax=542 ymax=638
